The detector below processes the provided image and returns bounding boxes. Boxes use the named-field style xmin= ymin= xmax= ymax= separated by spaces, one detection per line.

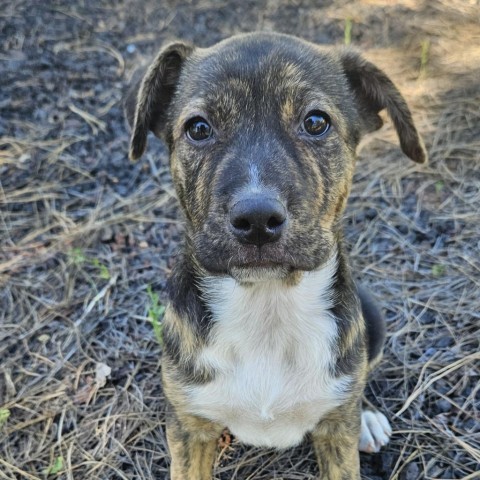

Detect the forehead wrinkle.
xmin=270 ymin=62 xmax=313 ymax=95
xmin=206 ymin=79 xmax=253 ymax=125
xmin=303 ymin=92 xmax=340 ymax=115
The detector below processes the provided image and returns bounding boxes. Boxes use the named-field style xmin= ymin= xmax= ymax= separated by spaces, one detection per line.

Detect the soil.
xmin=1 ymin=1 xmax=479 ymax=479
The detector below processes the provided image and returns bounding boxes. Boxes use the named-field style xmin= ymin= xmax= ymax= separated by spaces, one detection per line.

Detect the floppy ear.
xmin=124 ymin=42 xmax=195 ymax=161
xmin=340 ymin=50 xmax=428 ymax=164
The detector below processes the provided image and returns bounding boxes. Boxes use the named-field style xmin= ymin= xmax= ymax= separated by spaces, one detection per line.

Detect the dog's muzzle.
xmin=229 ymin=194 xmax=287 ymax=247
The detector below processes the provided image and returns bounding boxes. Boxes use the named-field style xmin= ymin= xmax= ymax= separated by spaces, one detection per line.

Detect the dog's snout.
xmin=229 ymin=196 xmax=287 ymax=246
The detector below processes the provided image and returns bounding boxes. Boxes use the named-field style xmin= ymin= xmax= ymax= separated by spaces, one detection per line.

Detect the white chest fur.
xmin=188 ymin=255 xmax=351 ymax=449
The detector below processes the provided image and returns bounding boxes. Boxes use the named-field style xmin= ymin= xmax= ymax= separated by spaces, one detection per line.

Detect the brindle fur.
xmin=125 ymin=32 xmax=427 ymax=479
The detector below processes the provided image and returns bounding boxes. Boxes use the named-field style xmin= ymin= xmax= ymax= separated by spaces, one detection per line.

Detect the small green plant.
xmin=432 ymin=264 xmax=446 ymax=277
xmin=45 ymin=456 xmax=64 ymax=476
xmin=147 ymin=285 xmax=165 ymax=345
xmin=68 ymin=248 xmax=111 ymax=280
xmin=69 ymin=247 xmax=87 ymax=265
xmin=419 ymin=39 xmax=430 ymax=77
xmin=0 ymin=408 xmax=10 ymax=427
xmin=91 ymin=258 xmax=111 ymax=280
xmin=435 ymin=180 xmax=444 ymax=194
xmin=344 ymin=17 xmax=353 ymax=46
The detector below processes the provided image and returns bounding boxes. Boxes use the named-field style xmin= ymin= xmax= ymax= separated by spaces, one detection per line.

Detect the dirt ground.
xmin=1 ymin=0 xmax=479 ymax=479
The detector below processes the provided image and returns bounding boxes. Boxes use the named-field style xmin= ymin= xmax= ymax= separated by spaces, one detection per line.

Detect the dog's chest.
xmin=188 ymin=261 xmax=351 ymax=449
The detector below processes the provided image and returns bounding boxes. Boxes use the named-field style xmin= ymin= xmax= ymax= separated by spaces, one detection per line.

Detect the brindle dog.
xmin=125 ymin=32 xmax=427 ymax=480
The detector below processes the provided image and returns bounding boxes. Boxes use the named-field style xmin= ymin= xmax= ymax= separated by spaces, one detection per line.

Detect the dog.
xmin=124 ymin=32 xmax=427 ymax=480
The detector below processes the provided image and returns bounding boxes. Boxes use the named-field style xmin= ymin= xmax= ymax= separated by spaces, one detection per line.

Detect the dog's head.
xmin=125 ymin=33 xmax=426 ymax=281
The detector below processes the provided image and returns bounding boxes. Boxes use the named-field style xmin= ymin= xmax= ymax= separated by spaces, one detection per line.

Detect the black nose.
xmin=229 ymin=195 xmax=287 ymax=246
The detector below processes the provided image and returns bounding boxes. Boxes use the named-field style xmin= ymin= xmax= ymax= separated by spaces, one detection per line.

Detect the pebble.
xmin=435 ymin=336 xmax=454 ymax=348
xmin=418 ymin=311 xmax=436 ymax=325
xmin=418 ymin=347 xmax=436 ymax=363
xmin=428 ymin=466 xmax=443 ymax=477
xmin=436 ymin=384 xmax=450 ymax=395
xmin=443 ymin=467 xmax=454 ymax=478
xmin=365 ymin=207 xmax=378 ymax=220
xmin=100 ymin=226 xmax=114 ymax=242
xmin=381 ymin=452 xmax=395 ymax=472
xmin=401 ymin=462 xmax=420 ymax=480
xmin=464 ymin=418 xmax=476 ymax=431
xmin=436 ymin=399 xmax=452 ymax=413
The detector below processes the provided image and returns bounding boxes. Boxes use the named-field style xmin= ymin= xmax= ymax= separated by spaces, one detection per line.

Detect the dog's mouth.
xmin=227 ymin=246 xmax=294 ymax=273
xmin=234 ymin=259 xmax=283 ymax=268
xmin=194 ymin=237 xmax=331 ymax=279
xmin=225 ymin=247 xmax=306 ymax=282
xmin=229 ymin=263 xmax=292 ymax=283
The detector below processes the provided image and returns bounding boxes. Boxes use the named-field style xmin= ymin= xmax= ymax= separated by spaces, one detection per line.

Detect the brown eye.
xmin=185 ymin=117 xmax=213 ymax=142
xmin=302 ymin=111 xmax=330 ymax=136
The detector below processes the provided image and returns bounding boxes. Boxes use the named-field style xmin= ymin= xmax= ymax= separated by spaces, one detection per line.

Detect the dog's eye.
xmin=185 ymin=117 xmax=213 ymax=142
xmin=302 ymin=111 xmax=330 ymax=136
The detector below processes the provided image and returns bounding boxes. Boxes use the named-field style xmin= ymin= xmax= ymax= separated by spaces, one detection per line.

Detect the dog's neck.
xmin=199 ymin=249 xmax=339 ymax=322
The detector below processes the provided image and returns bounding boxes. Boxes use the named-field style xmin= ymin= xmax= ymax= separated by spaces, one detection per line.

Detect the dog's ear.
xmin=340 ymin=50 xmax=427 ymax=164
xmin=125 ymin=42 xmax=195 ymax=161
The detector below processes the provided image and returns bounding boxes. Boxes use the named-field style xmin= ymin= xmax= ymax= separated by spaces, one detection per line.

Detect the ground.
xmin=0 ymin=0 xmax=479 ymax=479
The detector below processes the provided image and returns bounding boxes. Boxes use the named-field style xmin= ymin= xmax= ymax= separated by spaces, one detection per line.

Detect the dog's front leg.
xmin=311 ymin=406 xmax=362 ymax=480
xmin=166 ymin=404 xmax=221 ymax=480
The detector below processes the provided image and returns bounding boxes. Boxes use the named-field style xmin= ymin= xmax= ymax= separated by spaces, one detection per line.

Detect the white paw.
xmin=359 ymin=410 xmax=392 ymax=453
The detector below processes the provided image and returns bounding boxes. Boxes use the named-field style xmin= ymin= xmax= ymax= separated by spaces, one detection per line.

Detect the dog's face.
xmin=126 ymin=33 xmax=426 ymax=280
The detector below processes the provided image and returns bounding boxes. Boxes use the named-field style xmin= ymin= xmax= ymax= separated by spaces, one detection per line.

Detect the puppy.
xmin=125 ymin=32 xmax=427 ymax=480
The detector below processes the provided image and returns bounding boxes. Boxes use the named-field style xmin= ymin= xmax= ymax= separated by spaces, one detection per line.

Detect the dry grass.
xmin=0 ymin=1 xmax=479 ymax=479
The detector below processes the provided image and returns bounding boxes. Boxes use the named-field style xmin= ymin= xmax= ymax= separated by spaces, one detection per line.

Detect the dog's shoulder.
xmin=162 ymin=254 xmax=215 ymax=384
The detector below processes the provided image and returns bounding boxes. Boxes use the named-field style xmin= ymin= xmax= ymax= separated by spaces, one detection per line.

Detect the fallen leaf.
xmin=73 ymin=376 xmax=94 ymax=404
xmin=218 ymin=428 xmax=232 ymax=449
xmin=95 ymin=362 xmax=111 ymax=388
